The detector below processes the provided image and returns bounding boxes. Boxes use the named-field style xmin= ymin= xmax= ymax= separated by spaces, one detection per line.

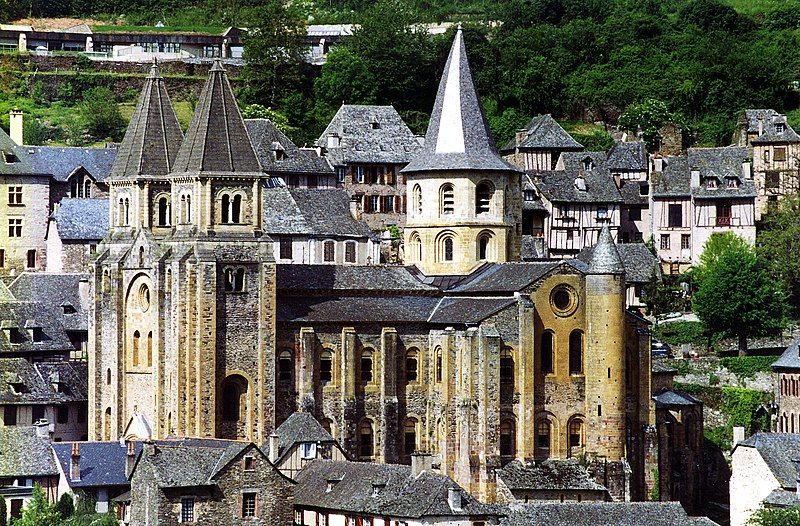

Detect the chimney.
xmin=653 ymin=156 xmax=664 ymax=172
xmin=70 ymin=443 xmax=81 ymax=481
xmin=78 ymin=279 xmax=90 ymax=311
xmin=733 ymin=426 xmax=745 ymax=445
xmin=757 ymin=115 xmax=764 ymax=136
xmin=9 ymin=110 xmax=23 ymax=146
xmin=327 ymin=134 xmax=340 ymax=149
xmin=349 ymin=196 xmax=362 ymax=221
xmin=33 ymin=419 xmax=50 ymax=439
xmin=410 ymin=452 xmax=432 ymax=477
xmin=268 ymin=433 xmax=280 ymax=463
xmin=742 ymin=160 xmax=752 ymax=179
xmin=447 ymin=487 xmax=462 ymax=512
xmin=690 ymin=169 xmax=700 ymax=189
xmin=125 ymin=441 xmax=136 ymax=478
xmin=515 ymin=129 xmax=527 ymax=148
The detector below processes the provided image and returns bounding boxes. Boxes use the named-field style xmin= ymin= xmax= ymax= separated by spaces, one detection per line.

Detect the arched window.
xmin=435 ymin=347 xmax=443 ymax=383
xmin=106 ymin=368 xmax=111 ymax=385
xmin=541 ymin=331 xmax=554 ymax=374
xmin=359 ymin=420 xmax=374 ymax=458
xmin=102 ymin=270 xmax=110 ymax=293
xmin=103 ymin=407 xmax=111 ymax=441
xmin=413 ymin=184 xmax=422 ymax=215
xmin=408 ymin=232 xmax=422 ymax=263
xmin=180 ymin=195 xmax=186 ymax=223
xmin=84 ymin=179 xmax=92 ymax=198
xmin=131 ymin=331 xmax=140 ymax=366
xmin=124 ymin=198 xmax=130 ymax=226
xmin=157 ymin=196 xmax=170 ymax=226
xmin=439 ymin=184 xmax=454 ymax=215
xmin=320 ymin=350 xmax=333 ymax=384
xmin=279 ymin=350 xmax=293 ymax=381
xmin=569 ymin=330 xmax=583 ymax=375
xmin=186 ymin=194 xmax=191 ymax=223
xmin=225 ymin=267 xmax=246 ymax=292
xmin=438 ymin=236 xmax=454 ymax=262
xmin=165 ymin=268 xmax=172 ymax=289
xmin=222 ymin=376 xmax=247 ymax=422
xmin=537 ymin=419 xmax=551 ymax=452
xmin=232 ymin=194 xmax=242 ymax=224
xmin=404 ymin=418 xmax=417 ymax=456
xmin=221 ymin=194 xmax=231 ymax=224
xmin=476 ymin=181 xmax=493 ymax=214
xmin=117 ymin=199 xmax=124 ymax=226
xmin=146 ymin=332 xmax=153 ymax=367
xmin=361 ymin=349 xmax=374 ymax=383
xmin=138 ymin=246 xmax=145 ymax=268
xmin=500 ymin=420 xmax=516 ymax=456
xmin=478 ymin=233 xmax=492 ymax=260
xmin=568 ymin=418 xmax=584 ymax=451
xmin=405 ymin=348 xmax=419 ymax=383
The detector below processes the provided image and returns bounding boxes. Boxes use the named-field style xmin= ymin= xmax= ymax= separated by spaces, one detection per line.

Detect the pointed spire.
xmin=109 ymin=59 xmax=183 ymax=180
xmin=402 ymin=29 xmax=517 ymax=174
xmin=172 ymin=60 xmax=260 ymax=175
xmin=589 ymin=224 xmax=624 ymax=274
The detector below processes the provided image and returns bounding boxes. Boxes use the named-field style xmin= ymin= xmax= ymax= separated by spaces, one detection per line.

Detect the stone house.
xmin=46 ymin=198 xmax=109 ymax=273
xmin=501 ymin=114 xmax=584 ymax=171
xmin=0 ymin=424 xmax=60 ymax=521
xmin=499 ymin=501 xmax=718 ymax=526
xmin=267 ymin=411 xmax=348 ymax=479
xmin=735 ymin=109 xmax=800 ymax=219
xmin=316 ymin=104 xmax=422 ymax=230
xmin=772 ymin=336 xmax=800 ymax=433
xmin=577 ymin=242 xmax=660 ymax=309
xmin=494 ymin=458 xmax=610 ymax=503
xmin=607 ymin=141 xmax=650 ymax=244
xmin=730 ymin=433 xmax=800 ymax=526
xmin=128 ymin=439 xmax=294 ymax=526
xmin=28 ymin=145 xmax=115 ymax=202
xmin=294 ymin=458 xmax=500 ymax=526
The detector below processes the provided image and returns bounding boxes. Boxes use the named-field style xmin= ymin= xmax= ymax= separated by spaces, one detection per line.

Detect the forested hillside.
xmin=2 ymin=0 xmax=800 ymax=147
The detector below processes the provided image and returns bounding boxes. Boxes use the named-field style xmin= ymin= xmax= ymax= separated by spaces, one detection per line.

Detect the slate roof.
xmin=8 ymin=272 xmax=89 ymax=332
xmin=29 ymin=146 xmax=117 ymax=183
xmin=137 ymin=439 xmax=251 ymax=488
xmin=109 ymin=61 xmax=182 ymax=180
xmin=531 ymin=159 xmax=622 ymax=204
xmin=652 ymin=388 xmax=702 ymax=409
xmin=0 ymin=358 xmax=66 ymax=405
xmin=0 ymin=426 xmax=58 ymax=478
xmin=736 ymin=433 xmax=800 ymax=489
xmin=651 ymin=156 xmax=690 ymax=198
xmin=272 ymin=412 xmax=336 ymax=461
xmin=0 ymin=127 xmax=41 ymax=176
xmin=501 ymin=114 xmax=583 ymax=153
xmin=587 ymin=224 xmax=624 ymax=275
xmin=0 ymin=302 xmax=79 ymax=354
xmin=52 ymin=441 xmax=143 ymax=488
xmin=617 ymin=178 xmax=649 ymax=205
xmin=316 ymin=105 xmax=421 ymax=166
xmin=772 ymin=336 xmax=800 ymax=371
xmin=427 ymin=297 xmax=516 ymax=324
xmin=445 ymin=261 xmax=587 ymax=294
xmin=607 ymin=141 xmax=647 ymax=172
xmin=261 ymin=187 xmax=374 ymax=239
xmin=764 ymin=488 xmax=800 ymax=507
xmin=577 ymin=242 xmax=659 ymax=283
xmin=744 ymin=109 xmax=800 ymax=144
xmin=402 ymin=30 xmax=518 ymax=174
xmin=172 ymin=60 xmax=261 ymax=175
xmin=245 ymin=119 xmax=333 ymax=175
xmin=278 ymin=296 xmax=441 ymax=324
xmin=499 ymin=502 xmax=719 ymax=526
xmin=52 ymin=198 xmax=109 ymax=241
xmin=652 ymin=360 xmax=678 ymax=374
xmin=294 ymin=459 xmax=497 ymax=518
xmin=688 ymin=147 xmax=757 ymax=199
xmin=496 ymin=459 xmax=608 ymax=493
xmin=277 ymin=265 xmax=436 ymax=293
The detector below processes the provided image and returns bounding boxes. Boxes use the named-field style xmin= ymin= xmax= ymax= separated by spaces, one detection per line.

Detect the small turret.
xmin=589 ymin=224 xmax=624 ymax=275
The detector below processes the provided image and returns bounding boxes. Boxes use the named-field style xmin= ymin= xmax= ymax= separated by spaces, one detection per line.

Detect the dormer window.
xmin=639 ymin=182 xmax=649 ymax=196
xmin=574 ymin=176 xmax=587 ymax=191
xmin=271 ymin=142 xmax=286 ymax=161
xmin=706 ymin=178 xmax=718 ymax=189
xmin=2 ymin=152 xmax=18 ymax=164
xmin=300 ymin=442 xmax=316 ymax=459
xmin=776 ymin=123 xmax=786 ymax=134
xmin=727 ymin=178 xmax=739 ymax=189
xmin=371 ymin=482 xmax=386 ymax=497
xmin=524 ymin=190 xmax=536 ymax=202
xmin=582 ymin=158 xmax=594 ymax=171
xmin=370 ymin=117 xmax=380 ymax=130
xmin=62 ymin=304 xmax=77 ymax=315
xmin=8 ymin=374 xmax=25 ymax=394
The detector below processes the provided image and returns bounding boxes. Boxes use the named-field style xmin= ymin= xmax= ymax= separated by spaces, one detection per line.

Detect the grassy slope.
xmin=721 ymin=0 xmax=785 ymax=14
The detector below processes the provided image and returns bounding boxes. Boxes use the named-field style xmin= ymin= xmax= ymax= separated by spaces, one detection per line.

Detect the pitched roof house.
xmin=502 ymin=114 xmax=584 ymax=171
xmin=495 ymin=459 xmax=610 ymax=503
xmin=0 ymin=425 xmax=59 ymax=520
xmin=267 ymin=412 xmax=348 ymax=479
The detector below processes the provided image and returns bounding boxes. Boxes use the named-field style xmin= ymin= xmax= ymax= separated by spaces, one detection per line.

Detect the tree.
xmin=693 ymin=232 xmax=788 ymax=355
xmin=80 ymin=87 xmax=125 ymax=142
xmin=15 ymin=484 xmax=61 ymax=526
xmin=748 ymin=505 xmax=800 ymax=525
xmin=0 ymin=496 xmax=6 ymax=526
xmin=642 ymin=270 xmax=683 ymax=318
xmin=757 ymin=196 xmax=800 ymax=315
xmin=617 ymin=99 xmax=676 ymax=151
xmin=56 ymin=492 xmax=75 ymax=520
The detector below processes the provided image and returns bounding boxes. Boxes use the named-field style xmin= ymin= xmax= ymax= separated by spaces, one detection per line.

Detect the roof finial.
xmin=147 ymin=56 xmax=159 ymax=79
xmin=210 ymin=58 xmax=224 ymax=72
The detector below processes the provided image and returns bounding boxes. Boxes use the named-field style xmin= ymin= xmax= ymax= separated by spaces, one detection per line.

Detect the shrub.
xmin=719 ymin=356 xmax=778 ymax=380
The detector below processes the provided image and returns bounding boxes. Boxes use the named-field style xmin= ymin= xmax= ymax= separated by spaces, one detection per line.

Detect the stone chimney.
xmin=690 ymin=169 xmax=700 ymax=189
xmin=125 ymin=441 xmax=136 ymax=478
xmin=78 ymin=278 xmax=90 ymax=311
xmin=410 ymin=452 xmax=432 ymax=477
xmin=268 ymin=433 xmax=280 ymax=463
xmin=447 ymin=487 xmax=462 ymax=512
xmin=33 ymin=419 xmax=50 ymax=439
xmin=653 ymin=155 xmax=664 ymax=172
xmin=515 ymin=129 xmax=527 ymax=148
xmin=327 ymin=134 xmax=340 ymax=149
xmin=70 ymin=443 xmax=81 ymax=482
xmin=733 ymin=426 xmax=745 ymax=445
xmin=757 ymin=115 xmax=764 ymax=136
xmin=742 ymin=160 xmax=752 ymax=179
xmin=349 ymin=196 xmax=362 ymax=221
xmin=9 ymin=110 xmax=23 ymax=146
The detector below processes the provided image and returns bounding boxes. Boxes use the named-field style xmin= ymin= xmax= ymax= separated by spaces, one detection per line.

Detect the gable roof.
xmin=109 ymin=61 xmax=183 ymax=180
xmin=496 ymin=459 xmax=608 ymax=493
xmin=532 ymin=155 xmax=622 ymax=204
xmin=772 ymin=337 xmax=800 ymax=370
xmin=8 ymin=272 xmax=89 ymax=332
xmin=651 ymin=156 xmax=690 ymax=198
xmin=606 ymin=141 xmax=647 ymax=172
xmin=501 ymin=114 xmax=583 ymax=153
xmin=577 ymin=242 xmax=658 ymax=283
xmin=315 ymin=105 xmax=421 ymax=166
xmin=278 ymin=296 xmax=441 ymax=324
xmin=737 ymin=433 xmax=800 ymax=489
xmin=652 ymin=388 xmax=702 ymax=409
xmin=261 ymin=187 xmax=374 ymax=239
xmin=52 ymin=441 xmax=143 ymax=488
xmin=52 ymin=198 xmax=109 ymax=241
xmin=294 ymin=459 xmax=497 ymax=518
xmin=277 ymin=265 xmax=435 ymax=293
xmin=687 ymin=147 xmax=757 ymax=199
xmin=172 ymin=60 xmax=260 ymax=175
xmin=0 ymin=427 xmax=58 ymax=478
xmin=136 ymin=439 xmax=254 ymax=488
xmin=444 ymin=261 xmax=587 ymax=294
xmin=29 ymin=146 xmax=117 ymax=183
xmin=245 ymin=119 xmax=333 ymax=176
xmin=0 ymin=127 xmax=40 ymax=177
xmin=744 ymin=109 xmax=800 ymax=144
xmin=402 ymin=30 xmax=517 ymax=174
xmin=272 ymin=412 xmax=337 ymax=461
xmin=499 ymin=502 xmax=718 ymax=526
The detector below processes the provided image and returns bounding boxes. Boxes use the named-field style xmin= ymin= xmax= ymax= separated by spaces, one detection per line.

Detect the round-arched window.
xmin=138 ymin=283 xmax=151 ymax=312
xmin=550 ymin=285 xmax=578 ymax=317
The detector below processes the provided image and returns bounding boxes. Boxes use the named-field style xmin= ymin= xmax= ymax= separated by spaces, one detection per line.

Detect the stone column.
xmin=380 ymin=327 xmax=398 ymax=463
xmin=340 ymin=327 xmax=357 ymax=452
xmin=299 ymin=327 xmax=316 ymax=411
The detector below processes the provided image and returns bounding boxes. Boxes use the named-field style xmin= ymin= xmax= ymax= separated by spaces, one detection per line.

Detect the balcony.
xmin=715 ymin=216 xmax=731 ymax=227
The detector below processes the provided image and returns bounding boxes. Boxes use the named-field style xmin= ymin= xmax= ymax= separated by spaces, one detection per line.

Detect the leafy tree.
xmin=643 ymin=270 xmax=683 ymax=318
xmin=80 ymin=87 xmax=125 ymax=142
xmin=15 ymin=484 xmax=61 ymax=526
xmin=617 ymin=99 xmax=676 ymax=151
xmin=0 ymin=496 xmax=6 ymax=526
xmin=693 ymin=232 xmax=788 ymax=355
xmin=758 ymin=196 xmax=800 ymax=314
xmin=240 ymin=104 xmax=298 ymax=137
xmin=748 ymin=505 xmax=800 ymax=525
xmin=56 ymin=492 xmax=75 ymax=520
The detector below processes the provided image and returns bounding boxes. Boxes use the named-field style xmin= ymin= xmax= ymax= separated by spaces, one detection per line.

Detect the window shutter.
xmin=255 ymin=493 xmax=261 ymax=517
xmin=237 ymin=493 xmax=243 ymax=518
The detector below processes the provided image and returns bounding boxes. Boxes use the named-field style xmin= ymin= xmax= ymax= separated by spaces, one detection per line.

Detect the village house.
xmin=577 ymin=242 xmax=660 ymax=309
xmin=607 ymin=141 xmax=650 ymax=244
xmin=316 ymin=104 xmax=422 ymax=230
xmin=494 ymin=458 xmax=611 ymax=503
xmin=267 ymin=411 xmax=348 ymax=479
xmin=501 ymin=114 xmax=584 ymax=171
xmin=46 ymin=198 xmax=109 ymax=273
xmin=0 ymin=424 xmax=59 ymax=521
xmin=772 ymin=336 xmax=800 ymax=433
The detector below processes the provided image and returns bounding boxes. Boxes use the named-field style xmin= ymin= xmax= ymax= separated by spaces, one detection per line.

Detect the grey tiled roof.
xmin=402 ymin=31 xmax=518 ymax=174
xmin=652 ymin=388 xmax=702 ymax=409
xmin=109 ymin=62 xmax=182 ymax=180
xmin=30 ymin=146 xmax=117 ymax=183
xmin=316 ymin=105 xmax=421 ymax=166
xmin=0 ymin=358 xmax=82 ymax=405
xmin=52 ymin=198 xmax=109 ymax=241
xmin=427 ymin=297 xmax=516 ymax=324
xmin=9 ymin=273 xmax=89 ymax=332
xmin=0 ymin=127 xmax=41 ymax=176
xmin=607 ymin=141 xmax=647 ymax=172
xmin=499 ymin=502 xmax=719 ymax=526
xmin=577 ymin=242 xmax=659 ymax=283
xmin=772 ymin=337 xmax=800 ymax=370
xmin=737 ymin=433 xmax=800 ymax=489
xmin=138 ymin=439 xmax=252 ymax=488
xmin=172 ymin=60 xmax=261 ymax=176
xmin=0 ymin=302 xmax=78 ymax=354
xmin=651 ymin=156 xmax=690 ymax=198
xmin=294 ymin=459 xmax=497 ymax=518
xmin=496 ymin=459 xmax=608 ymax=492
xmin=272 ymin=412 xmax=336 ymax=461
xmin=447 ymin=261 xmax=587 ymax=293
xmin=744 ymin=109 xmax=800 ymax=144
xmin=261 ymin=187 xmax=373 ymax=239
xmin=501 ymin=114 xmax=583 ymax=152
xmin=246 ymin=119 xmax=333 ymax=175
xmin=532 ymin=160 xmax=622 ymax=204
xmin=617 ymin=179 xmax=649 ymax=205
xmin=764 ymin=488 xmax=799 ymax=507
xmin=688 ymin=147 xmax=757 ymax=199
xmin=52 ymin=441 xmax=143 ymax=488
xmin=277 ymin=265 xmax=436 ymax=293
xmin=652 ymin=360 xmax=678 ymax=374
xmin=0 ymin=426 xmax=58 ymax=478
xmin=278 ymin=296 xmax=440 ymax=324
xmin=588 ymin=225 xmax=624 ymax=275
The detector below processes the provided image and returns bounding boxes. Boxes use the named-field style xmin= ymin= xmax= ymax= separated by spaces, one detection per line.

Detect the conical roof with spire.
xmin=172 ymin=60 xmax=260 ymax=175
xmin=402 ymin=29 xmax=518 ymax=174
xmin=588 ymin=224 xmax=624 ymax=274
xmin=109 ymin=60 xmax=183 ymax=180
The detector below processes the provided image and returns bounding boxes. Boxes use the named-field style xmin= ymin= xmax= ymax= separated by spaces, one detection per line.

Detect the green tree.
xmin=80 ymin=87 xmax=125 ymax=142
xmin=0 ymin=496 xmax=6 ymax=526
xmin=617 ymin=99 xmax=675 ymax=151
xmin=56 ymin=493 xmax=75 ymax=520
xmin=748 ymin=504 xmax=800 ymax=525
xmin=757 ymin=196 xmax=800 ymax=314
xmin=240 ymin=104 xmax=298 ymax=137
xmin=643 ymin=270 xmax=683 ymax=318
xmin=15 ymin=484 xmax=61 ymax=526
xmin=693 ymin=232 xmax=788 ymax=355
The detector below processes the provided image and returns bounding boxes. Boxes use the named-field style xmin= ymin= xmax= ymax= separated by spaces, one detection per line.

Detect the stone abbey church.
xmin=89 ymin=31 xmax=653 ymax=502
